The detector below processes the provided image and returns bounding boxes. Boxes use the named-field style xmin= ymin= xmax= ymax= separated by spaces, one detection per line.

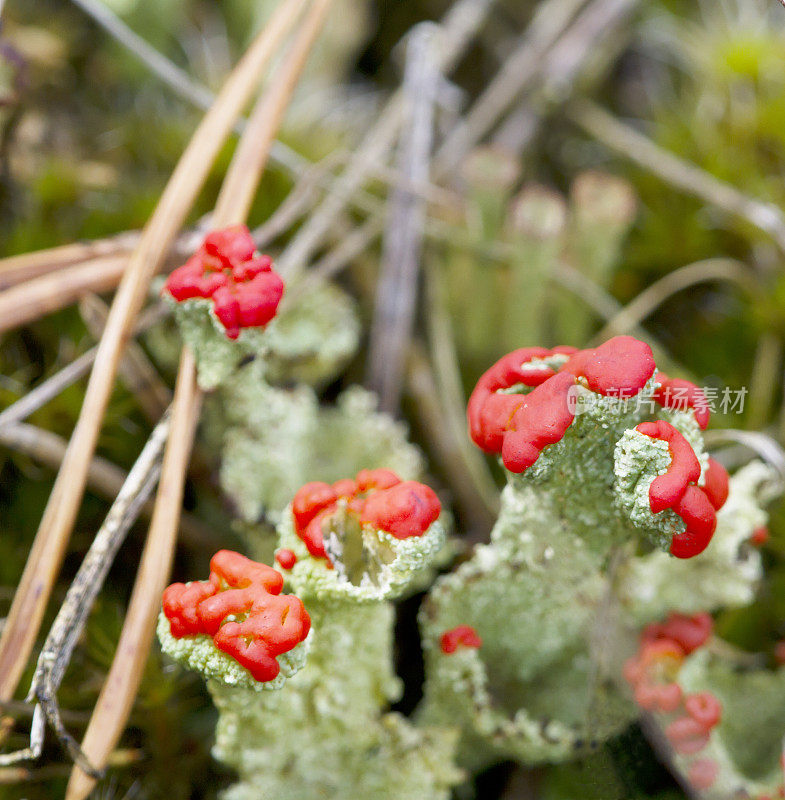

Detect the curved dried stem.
xmin=0 ymin=255 xmax=128 ymax=335
xmin=78 ymin=295 xmax=171 ymax=424
xmin=0 ymin=303 xmax=166 ymax=431
xmin=0 ymin=234 xmax=137 ymax=291
xmin=592 ymin=257 xmax=755 ymax=344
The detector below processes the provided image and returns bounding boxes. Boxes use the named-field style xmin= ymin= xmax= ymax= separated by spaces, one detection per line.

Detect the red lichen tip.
xmin=688 ymin=759 xmax=719 ymax=791
xmin=665 ymin=716 xmax=711 ymax=755
xmin=684 ymin=692 xmax=722 ymax=731
xmin=164 ymin=224 xmax=284 ymax=339
xmin=440 ymin=625 xmax=482 ymax=654
xmin=751 ymin=526 xmax=770 ymax=547
xmin=275 ymin=548 xmax=297 ymax=570
xmin=642 ymin=612 xmax=713 ymax=655
xmin=636 ymin=421 xmax=717 ymax=558
xmin=626 ymin=614 xmax=717 ymax=721
xmin=653 ymin=372 xmax=711 ymax=430
xmin=467 ymin=336 xmax=655 ymax=473
xmin=162 ymin=550 xmax=310 ymax=683
xmin=290 ymin=470 xmax=441 ymax=562
xmin=702 ymin=458 xmax=729 ymax=511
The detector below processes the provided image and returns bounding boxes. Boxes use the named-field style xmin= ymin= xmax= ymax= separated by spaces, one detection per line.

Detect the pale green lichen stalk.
xmin=218 ymin=365 xmax=424 ymax=525
xmin=167 ymin=281 xmax=359 ymax=392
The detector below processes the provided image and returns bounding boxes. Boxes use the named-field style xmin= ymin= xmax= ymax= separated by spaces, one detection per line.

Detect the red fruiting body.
xmin=499 ymin=372 xmax=577 ymax=473
xmin=643 ymin=612 xmax=713 ymax=655
xmin=775 ymin=640 xmax=785 ymax=665
xmin=560 ymin=337 xmax=656 ymax=397
xmin=636 ymin=421 xmax=701 ymax=514
xmin=665 ymin=716 xmax=711 ymax=755
xmin=751 ymin=526 xmax=770 ymax=546
xmin=162 ymin=550 xmax=310 ymax=683
xmin=360 ymin=481 xmax=442 ymax=540
xmin=164 ymin=224 xmax=284 ymax=340
xmin=669 ymin=486 xmax=717 ymax=558
xmin=688 ymin=758 xmax=719 ymax=791
xmin=467 ymin=346 xmax=568 ymax=454
xmin=636 ymin=421 xmax=717 ymax=558
xmin=275 ymin=548 xmax=297 ymax=570
xmin=290 ymin=470 xmax=442 ymax=562
xmin=702 ymin=458 xmax=730 ymax=510
xmin=440 ymin=625 xmax=482 ymax=654
xmin=684 ymin=692 xmax=722 ymax=730
xmin=467 ymin=336 xmax=655 ymax=473
xmin=654 ymin=682 xmax=683 ymax=713
xmin=652 ymin=372 xmax=711 ymax=430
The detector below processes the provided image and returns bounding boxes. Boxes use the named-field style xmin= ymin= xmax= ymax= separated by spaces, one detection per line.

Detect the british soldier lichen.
xmin=156 ymin=319 xmax=781 ymax=797
xmin=158 ymin=475 xmax=459 ymax=800
xmin=158 ymin=550 xmax=311 ymax=690
xmin=418 ymin=335 xmax=781 ymax=773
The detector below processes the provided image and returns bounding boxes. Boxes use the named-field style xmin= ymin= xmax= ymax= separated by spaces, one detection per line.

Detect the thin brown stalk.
xmin=0 ymin=234 xmax=138 ymax=291
xmin=367 ymin=24 xmax=440 ymax=412
xmin=63 ymin=358 xmax=200 ymax=800
xmin=79 ymin=295 xmax=171 ymax=424
xmin=0 ymin=255 xmax=128 ymax=335
xmin=65 ymin=2 xmax=333 ymax=795
xmin=423 ymin=263 xmax=500 ymax=525
xmin=0 ymin=0 xmax=307 ymax=707
xmin=406 ymin=343 xmax=495 ymax=535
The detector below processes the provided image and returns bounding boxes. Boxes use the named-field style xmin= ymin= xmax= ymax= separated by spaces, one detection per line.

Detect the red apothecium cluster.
xmin=163 ymin=550 xmax=310 ymax=682
xmin=164 ymin=224 xmax=284 ymax=339
xmin=291 ymin=469 xmax=441 ymax=563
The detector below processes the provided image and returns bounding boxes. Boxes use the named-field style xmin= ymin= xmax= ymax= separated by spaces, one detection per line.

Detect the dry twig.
xmin=0 ymin=233 xmax=138 ymax=291
xmin=0 ymin=303 xmax=166 ymax=431
xmin=367 ymin=24 xmax=440 ymax=413
xmin=0 ymin=413 xmax=170 ymax=770
xmin=435 ymin=0 xmax=587 ymax=171
xmin=0 ymin=255 xmax=128 ymax=335
xmin=79 ymin=295 xmax=171 ymax=424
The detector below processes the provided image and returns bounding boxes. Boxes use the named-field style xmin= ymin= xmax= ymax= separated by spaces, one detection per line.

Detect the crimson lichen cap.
xmin=614 ymin=421 xmax=727 ymax=559
xmin=158 ymin=550 xmax=312 ymax=690
xmin=277 ymin=469 xmax=445 ymax=602
xmin=163 ymin=225 xmax=284 ymax=389
xmin=165 ymin=225 xmax=284 ymax=340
